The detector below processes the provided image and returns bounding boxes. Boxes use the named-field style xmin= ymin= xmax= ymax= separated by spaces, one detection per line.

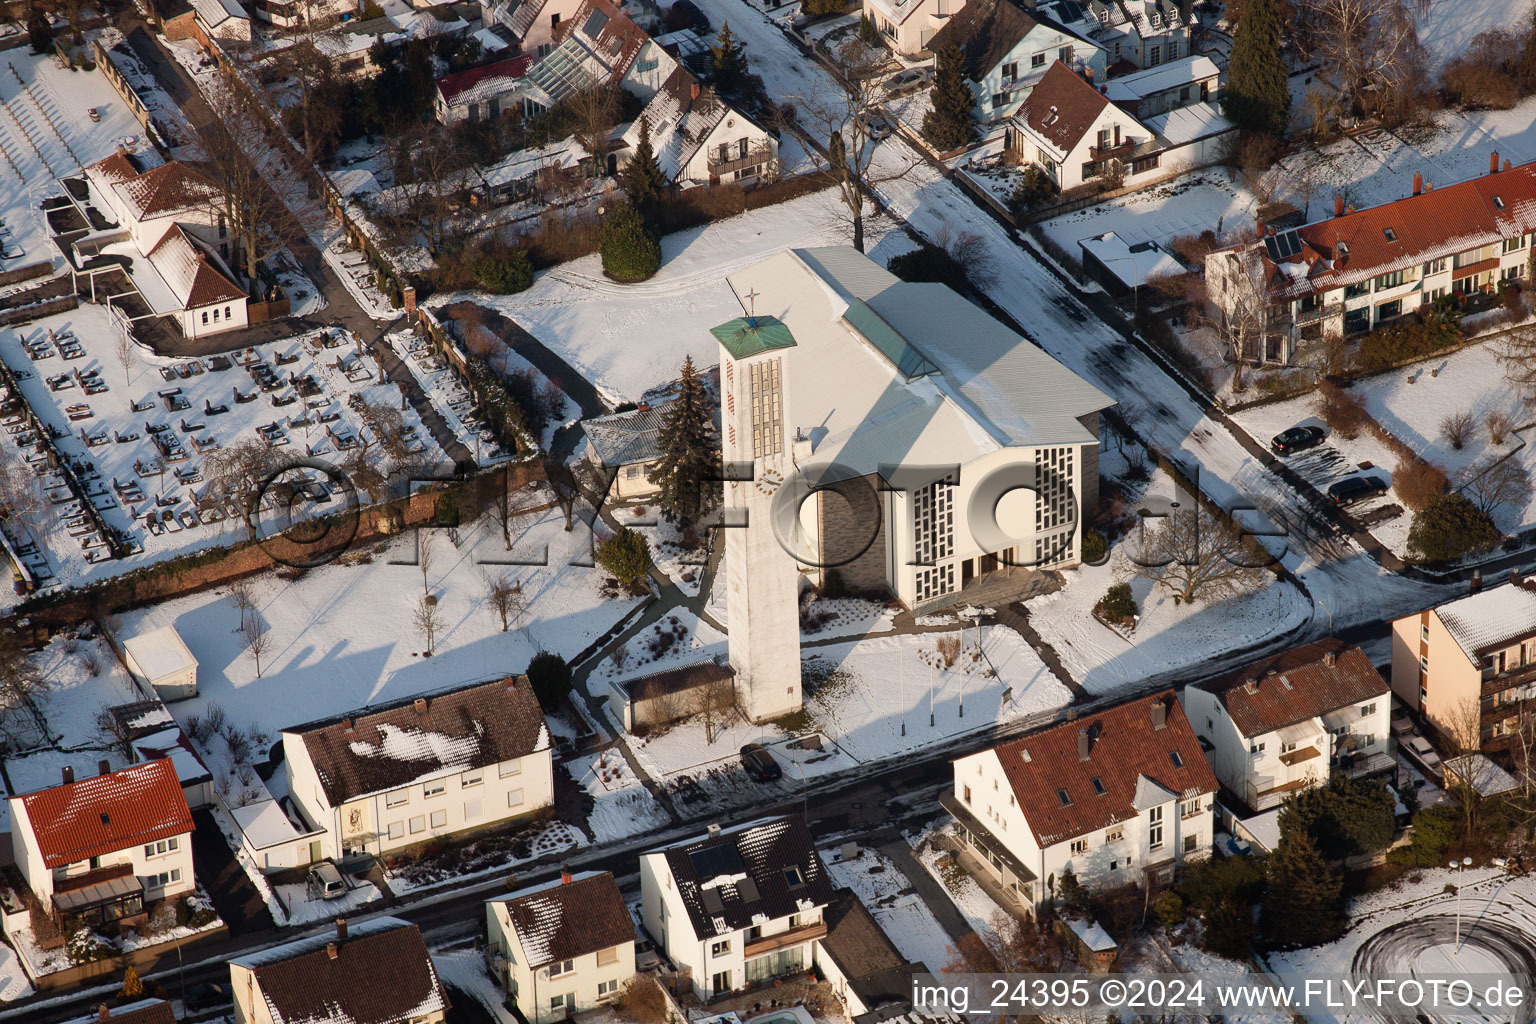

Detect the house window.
xmin=1420 ymin=653 xmax=1429 ymax=672
xmin=1344 ymin=282 xmax=1370 ymax=299
xmin=1184 ymin=834 xmax=1199 ymax=853
xmin=963 ymin=785 xmax=972 ymax=804
xmin=748 ymin=359 xmax=783 ymax=458
xmin=1181 ymin=798 xmax=1200 ymax=818
xmin=387 ymin=821 xmax=404 ymax=839
xmin=1002 ymin=62 xmax=1018 ymax=80
xmin=146 ymin=868 xmax=181 ymax=888
xmin=1106 ymin=826 xmax=1123 ymax=843
xmin=1148 ymin=45 xmax=1162 ymax=66
xmin=1082 ymin=161 xmax=1099 ymax=179
xmin=1377 ymin=299 xmax=1402 ymax=321
xmin=506 ymin=788 xmax=525 ymax=808
xmin=430 ymin=809 xmax=447 ymax=828
xmin=144 ymin=838 xmax=180 ymax=858
xmin=598 ymin=979 xmax=619 ymax=997
xmin=1374 ymin=269 xmax=1405 ymax=291
xmin=201 ymin=311 xmax=209 ymax=325
xmin=1250 ymin=741 xmax=1266 ymax=755
xmin=1507 ymin=235 xmax=1527 ymax=253
xmin=1361 ymin=702 xmax=1377 ymax=717
xmin=712 ymin=939 xmax=731 ymax=957
xmin=1426 ymin=257 xmax=1448 ymax=275
xmin=1167 ymin=40 xmax=1179 ymax=60
xmin=1421 ymin=624 xmax=1430 ymax=642
xmin=1031 ymin=52 xmax=1046 ymax=68
xmin=1383 ymin=227 xmax=1397 ymax=242
xmin=212 ymin=308 xmax=220 ymax=323
xmin=1091 ymin=777 xmax=1105 ymax=795
xmin=1505 ymin=264 xmax=1527 ymax=281
xmin=500 ymin=760 xmax=522 ymax=777
xmin=386 ymin=789 xmax=408 ymax=807
xmin=1169 ymin=750 xmax=1184 ymax=768
xmin=597 ymin=946 xmax=620 ymax=966
xmin=1149 ymin=806 xmax=1164 ymax=850
xmin=1057 ymin=788 xmax=1073 ymax=806
xmin=1058 ymin=46 xmax=1072 ymax=63
xmin=465 ymin=800 xmax=483 ymax=820
xmin=991 ymin=93 xmax=1007 ymax=109
xmin=1071 ymin=838 xmax=1089 ymax=855
xmin=1345 ymin=307 xmax=1371 ymax=333
xmin=409 ymin=816 xmax=425 ymax=834
xmin=1131 ymin=154 xmax=1159 ymax=174
xmin=784 ymin=866 xmax=805 ymax=887
xmin=462 ymin=769 xmax=483 ymax=788
xmin=424 ymin=781 xmax=446 ymax=798
xmin=549 ymin=959 xmax=575 ymax=977
xmin=224 ymin=305 xmax=232 ymax=319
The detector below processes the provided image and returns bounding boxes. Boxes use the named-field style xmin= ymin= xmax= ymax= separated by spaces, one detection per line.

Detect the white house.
xmin=928 ymin=0 xmax=1106 ymax=123
xmin=435 ymin=55 xmax=536 ymax=124
xmin=230 ymin=918 xmax=448 ymax=1024
xmin=486 ymin=869 xmax=636 ymax=1022
xmin=944 ymin=691 xmax=1216 ymax=911
xmin=620 ymin=69 xmax=778 ymax=188
xmin=119 ymin=623 xmax=198 ymax=701
xmin=8 ymin=759 xmax=194 ymax=931
xmin=280 ymin=676 xmax=553 ymax=861
xmin=861 ymin=0 xmax=965 ymax=57
xmin=1031 ymin=0 xmax=1193 ymax=72
xmin=640 ymin=815 xmax=837 ymax=1001
xmin=1103 ymin=54 xmax=1220 ymax=118
xmin=482 ymin=0 xmax=588 ymax=57
xmin=1183 ymin=640 xmax=1393 ymax=812
xmin=1008 ymin=60 xmax=1155 ymax=191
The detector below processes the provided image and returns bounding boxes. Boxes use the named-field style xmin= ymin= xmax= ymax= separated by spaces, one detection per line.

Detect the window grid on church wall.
xmin=749 ymin=359 xmax=783 ymax=458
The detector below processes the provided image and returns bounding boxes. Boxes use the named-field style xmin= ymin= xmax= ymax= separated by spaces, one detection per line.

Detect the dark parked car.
xmin=1270 ymin=425 xmax=1325 ymax=455
xmin=1327 ymin=475 xmax=1389 ymax=504
xmin=740 ymin=742 xmax=782 ymax=782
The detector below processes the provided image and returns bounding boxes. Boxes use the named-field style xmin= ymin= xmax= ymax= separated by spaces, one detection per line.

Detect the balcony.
xmin=707 ymin=146 xmax=773 ymax=177
xmin=1293 ymin=301 xmax=1343 ymax=327
xmin=1246 ymin=776 xmax=1311 ymax=812
xmin=743 ymin=921 xmax=827 ymax=960
xmin=1279 ymin=745 xmax=1322 ymax=767
xmin=1088 ymin=140 xmax=1136 ymax=161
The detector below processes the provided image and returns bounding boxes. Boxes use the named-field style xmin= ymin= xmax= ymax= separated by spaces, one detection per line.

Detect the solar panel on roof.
xmin=582 ymin=9 xmax=608 ymax=37
xmin=689 ymin=844 xmax=745 ymax=880
xmin=737 ymin=877 xmax=761 ymax=903
xmin=701 ymin=888 xmax=724 ymax=914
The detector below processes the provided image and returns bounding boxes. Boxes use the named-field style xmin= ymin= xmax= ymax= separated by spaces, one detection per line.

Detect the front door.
xmin=712 ymin=970 xmax=732 ymax=994
xmin=961 ymin=558 xmax=975 ymax=586
xmin=308 ymin=840 xmax=322 ymax=863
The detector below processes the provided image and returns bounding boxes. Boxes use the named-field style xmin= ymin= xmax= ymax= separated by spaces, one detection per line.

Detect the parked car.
xmin=1402 ymin=735 xmax=1442 ymax=781
xmin=1327 ymin=475 xmax=1389 ymax=504
xmin=884 ymin=68 xmax=931 ymax=97
xmin=857 ymin=113 xmax=893 ymax=141
xmin=635 ymin=938 xmax=662 ymax=971
xmin=739 ymin=742 xmax=782 ymax=782
xmin=306 ymin=861 xmax=348 ymax=901
xmin=1270 ymin=425 xmax=1325 ymax=455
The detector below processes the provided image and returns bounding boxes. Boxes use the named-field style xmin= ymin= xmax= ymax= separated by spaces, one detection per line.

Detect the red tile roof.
xmin=90 ymin=151 xmax=140 ymax=185
xmin=988 ymin=691 xmax=1215 ymax=847
xmin=435 ymin=54 xmax=535 ymax=107
xmin=148 ymin=225 xmax=247 ymax=309
xmin=114 ymin=161 xmax=221 ymax=220
xmin=1017 ymin=61 xmax=1113 ymax=155
xmin=19 ymin=759 xmax=193 ymax=869
xmin=1191 ymin=638 xmax=1387 ymax=738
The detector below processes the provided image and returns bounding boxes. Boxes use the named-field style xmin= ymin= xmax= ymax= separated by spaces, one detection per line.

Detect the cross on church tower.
xmin=743 ymin=288 xmax=760 ymax=317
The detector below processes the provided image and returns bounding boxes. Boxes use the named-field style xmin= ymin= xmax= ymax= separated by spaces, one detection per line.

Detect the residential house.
xmin=1391 ymin=574 xmax=1536 ymax=747
xmin=815 ymin=888 xmax=925 ymax=1023
xmin=861 ymin=0 xmax=967 ymax=58
xmin=619 ymin=68 xmax=778 ymax=188
xmin=435 ymin=55 xmax=536 ymax=124
xmin=943 ymin=691 xmax=1215 ymax=911
xmin=1206 ymin=154 xmax=1536 ymax=364
xmin=482 ymin=0 xmax=588 ymax=57
xmin=583 ymin=368 xmax=720 ymax=498
xmin=515 ymin=0 xmax=679 ymax=118
xmin=313 ymin=19 xmax=407 ymax=81
xmin=229 ymin=917 xmax=449 ymax=1024
xmin=59 ymin=1000 xmax=175 ymax=1024
xmin=247 ymin=0 xmax=351 ymax=30
xmin=486 ymin=869 xmax=636 ymax=1022
xmin=280 ymin=675 xmax=553 ymax=860
xmin=1182 ymin=638 xmax=1393 ymax=812
xmin=1031 ymin=0 xmax=1193 ymax=72
xmin=8 ymin=759 xmax=194 ymax=932
xmin=640 ymin=815 xmax=837 ymax=1000
xmin=1102 ymin=54 xmax=1219 ymax=118
xmin=927 ymin=0 xmax=1106 ymax=123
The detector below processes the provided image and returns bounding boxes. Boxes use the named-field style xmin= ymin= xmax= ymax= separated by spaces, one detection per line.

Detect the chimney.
xmin=1256 ymin=218 xmax=1266 ymax=239
xmin=98 ymin=1005 xmax=111 ymax=1023
xmin=336 ymin=917 xmax=347 ymax=941
xmin=690 ymin=81 xmax=700 ymax=101
xmin=1322 ymin=650 xmax=1337 ymax=668
xmin=561 ymin=863 xmax=573 ymax=884
xmin=1471 ymin=569 xmax=1484 ymax=594
xmin=1334 ymin=195 xmax=1345 ymax=217
xmin=1099 ymin=84 xmax=1107 ymax=94
xmin=413 ymin=697 xmax=427 ymax=715
xmin=706 ymin=823 xmax=721 ymax=838
xmin=1077 ymin=728 xmax=1091 ymax=761
xmin=1413 ymin=171 xmax=1422 ymax=195
xmin=1150 ymin=698 xmax=1167 ymax=731
xmin=1492 ymin=151 xmax=1500 ymax=174
xmin=1425 ymin=181 xmax=1434 ymax=191
xmin=342 ymin=717 xmax=353 ymax=732
xmin=1065 ymin=706 xmax=1079 ymax=721
xmin=1511 ymin=569 xmax=1523 ymax=586
xmin=62 ymin=765 xmax=74 ymax=784
xmin=1244 ymin=676 xmax=1259 ymax=694
xmin=97 ymin=760 xmax=110 ymax=776
xmin=1505 ymin=159 xmax=1513 ymax=171
xmin=326 ymin=941 xmax=338 ymax=960
xmin=1346 ymin=205 xmax=1355 ymax=215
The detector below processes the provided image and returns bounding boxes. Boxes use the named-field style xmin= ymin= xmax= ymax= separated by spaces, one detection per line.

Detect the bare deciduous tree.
xmin=413 ymin=594 xmax=443 ymax=656
xmin=1441 ymin=696 xmax=1492 ymax=835
xmin=0 ymin=446 xmax=50 ymax=541
xmin=545 ymin=457 xmax=581 ymax=532
xmin=1298 ymin=0 xmax=1420 ymax=120
xmin=690 ymin=677 xmax=738 ymax=744
xmin=571 ymin=86 xmax=618 ymax=180
xmin=1120 ymin=505 xmax=1268 ymax=603
xmin=1495 ymin=324 xmax=1536 ymax=404
xmin=417 ymin=530 xmax=436 ymax=596
xmin=1195 ymin=248 xmax=1282 ymax=385
xmin=238 ymin=608 xmax=272 ymax=677
xmin=484 ymin=571 xmax=525 ymax=632
xmin=1456 ymin=456 xmax=1532 ymax=517
xmin=114 ymin=330 xmax=135 ymax=388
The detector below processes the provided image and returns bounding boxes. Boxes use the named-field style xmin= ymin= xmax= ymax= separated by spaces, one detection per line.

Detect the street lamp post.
xmin=1448 ymin=856 xmax=1474 ymax=950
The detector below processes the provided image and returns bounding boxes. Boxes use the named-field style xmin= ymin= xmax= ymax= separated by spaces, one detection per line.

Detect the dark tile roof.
xmin=1191 ymin=639 xmax=1387 ymax=738
xmin=989 ymin=691 xmax=1216 ymax=848
xmin=657 ymin=814 xmax=836 ymax=937
xmin=820 ymin=888 xmax=920 ymax=1014
xmin=62 ymin=999 xmax=175 ymax=1024
xmin=231 ymin=918 xmax=448 ymax=1024
xmin=287 ymin=676 xmax=549 ymax=806
xmin=19 ymin=759 xmax=193 ymax=869
xmin=1016 ymin=60 xmax=1112 ymax=154
xmin=496 ymin=871 xmax=634 ymax=967
xmin=930 ymin=0 xmax=1042 ymax=80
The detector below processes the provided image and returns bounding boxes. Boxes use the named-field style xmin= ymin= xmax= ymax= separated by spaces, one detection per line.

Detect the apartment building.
xmin=1206 ymin=154 xmax=1536 ymax=364
xmin=1391 ymin=574 xmax=1536 ymax=746
xmin=640 ymin=815 xmax=836 ymax=1001
xmin=943 ymin=691 xmax=1215 ymax=910
xmin=280 ymin=676 xmax=553 ymax=860
xmin=1183 ymin=639 xmax=1392 ymax=811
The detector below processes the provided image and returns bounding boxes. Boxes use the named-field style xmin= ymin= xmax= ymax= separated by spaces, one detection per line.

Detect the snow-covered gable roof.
xmin=1103 ymin=54 xmax=1217 ymax=103
xmin=621 ymin=68 xmax=758 ymax=181
xmin=122 ymin=624 xmax=196 ymax=680
xmin=133 ymin=727 xmax=212 ymax=787
xmin=148 ymin=226 xmax=247 ymax=310
xmin=1065 ymin=915 xmax=1116 ymax=952
xmin=286 ymin=675 xmax=549 ymax=806
xmin=230 ymin=918 xmax=447 ymax=1024
xmin=864 ymin=0 xmax=941 ymax=29
xmin=112 ymin=161 xmax=221 ymax=222
xmin=189 ymin=0 xmax=247 ymax=28
xmin=493 ymin=870 xmax=634 ymax=967
xmin=436 ymin=54 xmax=535 ymax=108
xmin=1432 ymin=577 xmax=1536 ymax=664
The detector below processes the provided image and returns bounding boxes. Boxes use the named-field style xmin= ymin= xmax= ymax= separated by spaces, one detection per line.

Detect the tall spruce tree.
xmin=1263 ymin=830 xmax=1343 ymax=947
xmin=712 ymin=22 xmax=748 ymax=94
xmin=923 ymin=40 xmax=977 ymax=151
xmin=651 ymin=356 xmax=719 ymax=528
xmin=621 ymin=115 xmax=667 ymax=209
xmin=1225 ymin=0 xmax=1289 ymax=137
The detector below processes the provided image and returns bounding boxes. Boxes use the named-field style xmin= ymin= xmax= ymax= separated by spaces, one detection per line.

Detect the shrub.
xmin=888 ymin=246 xmax=969 ymax=292
xmin=1356 ymin=315 xmax=1459 ymax=371
xmin=526 ymin=651 xmax=572 ymax=710
xmin=1099 ymin=582 xmax=1137 ymax=621
xmin=1440 ymin=409 xmax=1476 ymax=449
xmin=1317 ymin=380 xmax=1369 ymax=439
xmin=1387 ymin=804 xmax=1461 ymax=866
xmin=1394 ymin=456 xmax=1448 ymax=511
xmin=1008 ymin=165 xmax=1053 ymax=216
xmin=474 ymin=249 xmax=534 ymax=294
xmin=599 ymin=203 xmax=662 ymax=282
xmin=596 ymin=527 xmax=651 ymax=587
xmin=1152 ymin=890 xmax=1185 ymax=928
xmin=1408 ymin=491 xmax=1499 ymax=562
xmin=67 ymin=927 xmax=112 ymax=966
xmin=1488 ymin=409 xmax=1514 ymax=445
xmin=1081 ymin=526 xmax=1108 ymax=563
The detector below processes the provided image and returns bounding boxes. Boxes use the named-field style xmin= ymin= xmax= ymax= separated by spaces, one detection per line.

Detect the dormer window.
xmin=1494 ymin=195 xmax=1506 ymax=209
xmin=1383 ymin=227 xmax=1396 ymax=242
xmin=783 ymin=866 xmax=805 ymax=887
xmin=1057 ymin=788 xmax=1073 ymax=806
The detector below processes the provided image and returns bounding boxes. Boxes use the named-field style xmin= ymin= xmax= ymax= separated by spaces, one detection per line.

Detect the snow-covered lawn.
xmin=1040 ymin=168 xmax=1256 ymax=259
xmin=441 ymin=188 xmax=915 ymax=406
xmin=911 ymin=823 xmax=1009 ymax=935
xmin=569 ymin=749 xmax=671 ymax=843
xmin=613 ymin=506 xmax=711 ymax=597
xmin=1416 ymin=0 xmax=1536 ymax=79
xmin=823 ymin=844 xmax=959 ymax=972
xmin=433 ymin=948 xmax=517 ymax=1024
xmin=115 ymin=509 xmax=645 ymax=747
xmin=0 ymin=940 xmax=32 ymax=1003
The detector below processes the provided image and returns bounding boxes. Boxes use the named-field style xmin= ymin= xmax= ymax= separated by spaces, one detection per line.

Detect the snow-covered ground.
xmin=386 ymin=329 xmax=520 ymax=462
xmin=613 ymin=506 xmax=711 ymax=597
xmin=910 ymin=822 xmax=1008 ymax=935
xmin=569 ymin=748 xmax=671 ymax=843
xmin=1416 ymin=0 xmax=1536 ymax=79
xmin=823 ymin=843 xmax=958 ymax=972
xmin=114 ymin=510 xmax=645 ymax=746
xmin=0 ymin=941 xmax=32 ymax=1004
xmin=433 ymin=948 xmax=518 ymax=1024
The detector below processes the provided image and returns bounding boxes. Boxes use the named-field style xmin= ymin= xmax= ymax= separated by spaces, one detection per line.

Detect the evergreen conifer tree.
xmin=600 ymin=202 xmax=661 ymax=282
xmin=651 ymin=356 xmax=719 ymax=527
xmin=712 ymin=21 xmax=748 ymax=94
xmin=1263 ymin=830 xmax=1343 ymax=947
xmin=923 ymin=40 xmax=977 ymax=151
xmin=1226 ymin=0 xmax=1290 ymax=137
xmin=621 ymin=116 xmax=667 ymax=209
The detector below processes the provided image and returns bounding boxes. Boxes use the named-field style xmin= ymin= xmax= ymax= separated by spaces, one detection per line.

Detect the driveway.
xmin=189 ymin=809 xmax=274 ymax=935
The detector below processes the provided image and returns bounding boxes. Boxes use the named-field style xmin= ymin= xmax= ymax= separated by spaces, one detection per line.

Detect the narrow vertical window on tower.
xmin=749 ymin=358 xmax=784 ymax=458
